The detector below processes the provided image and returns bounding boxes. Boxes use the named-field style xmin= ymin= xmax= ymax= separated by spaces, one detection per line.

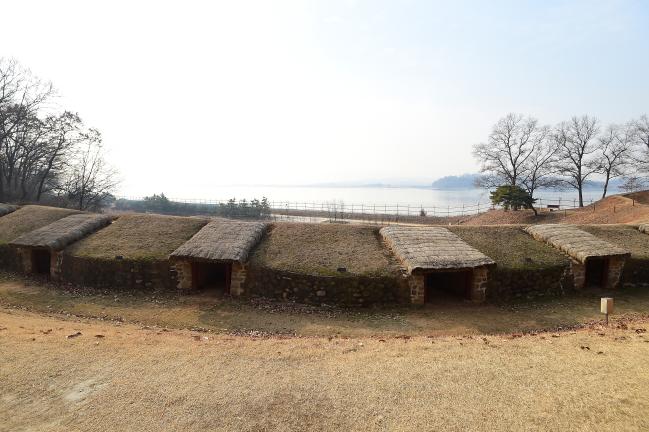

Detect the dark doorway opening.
xmin=424 ymin=270 xmax=472 ymax=302
xmin=585 ymin=258 xmax=608 ymax=288
xmin=31 ymin=249 xmax=51 ymax=276
xmin=191 ymin=261 xmax=231 ymax=293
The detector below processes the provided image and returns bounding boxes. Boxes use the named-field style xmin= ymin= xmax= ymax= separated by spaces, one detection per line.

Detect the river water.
xmin=135 ymin=185 xmax=613 ymax=208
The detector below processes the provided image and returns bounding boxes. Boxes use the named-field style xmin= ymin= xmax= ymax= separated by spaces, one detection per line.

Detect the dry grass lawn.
xmin=250 ymin=222 xmax=399 ymax=277
xmin=66 ymin=214 xmax=207 ymax=260
xmin=463 ymin=195 xmax=649 ymax=225
xmin=625 ymin=190 xmax=649 ymax=205
xmin=0 ymin=205 xmax=80 ymax=244
xmin=579 ymin=224 xmax=649 ymax=259
xmin=449 ymin=225 xmax=570 ymax=270
xmin=1 ymin=308 xmax=648 ymax=431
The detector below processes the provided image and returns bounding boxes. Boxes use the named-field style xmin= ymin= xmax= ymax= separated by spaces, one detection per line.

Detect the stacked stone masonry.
xmin=244 ymin=265 xmax=409 ymax=306
xmin=409 ymin=266 xmax=489 ymax=304
xmin=60 ymin=254 xmax=177 ymax=291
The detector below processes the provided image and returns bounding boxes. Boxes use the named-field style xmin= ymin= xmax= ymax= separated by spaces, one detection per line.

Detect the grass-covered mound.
xmin=579 ymin=224 xmax=649 ymax=285
xmin=62 ymin=214 xmax=208 ymax=291
xmin=0 ymin=205 xmax=80 ymax=244
xmin=449 ymin=225 xmax=572 ymax=300
xmin=250 ymin=223 xmax=399 ymax=277
xmin=247 ymin=222 xmax=406 ymax=305
xmin=449 ymin=226 xmax=570 ymax=270
xmin=67 ymin=214 xmax=207 ymax=261
xmin=0 ymin=203 xmax=19 ymax=217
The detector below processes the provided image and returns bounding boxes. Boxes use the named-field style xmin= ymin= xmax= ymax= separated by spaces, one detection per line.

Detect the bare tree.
xmin=619 ymin=176 xmax=648 ymax=193
xmin=474 ymin=114 xmax=559 ymax=214
xmin=632 ymin=115 xmax=649 ymax=172
xmin=0 ymin=58 xmax=54 ymax=201
xmin=597 ymin=123 xmax=635 ymax=199
xmin=554 ymin=115 xmax=601 ymax=207
xmin=473 ymin=113 xmax=540 ymax=188
xmin=0 ymin=58 xmax=118 ymax=209
xmin=62 ymin=129 xmax=119 ymax=210
xmin=34 ymin=112 xmax=82 ymax=200
xmin=519 ymin=128 xmax=560 ymax=214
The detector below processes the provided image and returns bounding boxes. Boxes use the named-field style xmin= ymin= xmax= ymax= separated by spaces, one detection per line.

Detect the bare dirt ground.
xmin=1 ymin=308 xmax=649 ymax=432
xmin=2 ymin=272 xmax=649 ymax=431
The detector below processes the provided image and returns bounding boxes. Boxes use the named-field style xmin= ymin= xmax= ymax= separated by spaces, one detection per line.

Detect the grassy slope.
xmin=579 ymin=225 xmax=649 ymax=259
xmin=462 ymin=195 xmax=649 ymax=225
xmin=448 ymin=225 xmax=569 ymax=270
xmin=66 ymin=213 xmax=207 ymax=260
xmin=0 ymin=205 xmax=80 ymax=244
xmin=250 ymin=222 xmax=399 ymax=277
xmin=625 ymin=190 xmax=649 ymax=205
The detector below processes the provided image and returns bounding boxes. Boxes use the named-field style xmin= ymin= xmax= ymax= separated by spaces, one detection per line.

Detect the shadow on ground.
xmin=1 ymin=271 xmax=648 ymax=337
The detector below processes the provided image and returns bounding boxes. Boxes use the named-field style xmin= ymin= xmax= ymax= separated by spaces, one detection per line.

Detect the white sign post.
xmin=601 ymin=298 xmax=614 ymax=326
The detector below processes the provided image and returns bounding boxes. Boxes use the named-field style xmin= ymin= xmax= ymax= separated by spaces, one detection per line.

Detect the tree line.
xmin=0 ymin=58 xmax=118 ymax=210
xmin=115 ymin=194 xmax=272 ymax=219
xmin=473 ymin=113 xmax=649 ymax=210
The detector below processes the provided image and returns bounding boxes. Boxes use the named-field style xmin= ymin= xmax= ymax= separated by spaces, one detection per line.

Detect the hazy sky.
xmin=3 ymin=0 xmax=648 ymax=195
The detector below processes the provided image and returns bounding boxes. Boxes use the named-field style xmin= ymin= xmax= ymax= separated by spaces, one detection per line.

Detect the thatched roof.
xmin=170 ymin=219 xmax=267 ymax=262
xmin=10 ymin=214 xmax=113 ymax=251
xmin=380 ymin=226 xmax=495 ymax=274
xmin=524 ymin=224 xmax=629 ymax=263
xmin=0 ymin=203 xmax=18 ymax=217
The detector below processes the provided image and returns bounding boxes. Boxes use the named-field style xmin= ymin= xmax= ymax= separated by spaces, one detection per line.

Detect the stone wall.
xmin=605 ymin=256 xmax=626 ymax=289
xmin=571 ymin=261 xmax=585 ymax=290
xmin=51 ymin=251 xmax=63 ymax=281
xmin=13 ymin=247 xmax=77 ymax=282
xmin=471 ymin=266 xmax=489 ymax=302
xmin=409 ymin=266 xmax=490 ymax=304
xmin=245 ymin=264 xmax=409 ymax=306
xmin=0 ymin=245 xmax=20 ymax=272
xmin=571 ymin=256 xmax=626 ymax=290
xmin=60 ymin=254 xmax=177 ymax=291
xmin=173 ymin=259 xmax=192 ymax=290
xmin=487 ymin=265 xmax=574 ymax=301
xmin=230 ymin=262 xmax=247 ymax=296
xmin=14 ymin=246 xmax=60 ymax=279
xmin=15 ymin=247 xmax=32 ymax=273
xmin=621 ymin=258 xmax=649 ymax=287
xmin=171 ymin=259 xmax=247 ymax=295
xmin=407 ymin=273 xmax=425 ymax=304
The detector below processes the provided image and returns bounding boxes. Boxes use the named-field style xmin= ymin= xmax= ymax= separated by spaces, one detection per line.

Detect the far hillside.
xmin=461 ymin=193 xmax=649 ymax=225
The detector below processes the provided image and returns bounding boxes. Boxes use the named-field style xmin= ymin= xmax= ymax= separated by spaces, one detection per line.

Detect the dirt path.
xmin=1 ymin=308 xmax=649 ymax=431
xmin=3 ymin=274 xmax=649 ymax=338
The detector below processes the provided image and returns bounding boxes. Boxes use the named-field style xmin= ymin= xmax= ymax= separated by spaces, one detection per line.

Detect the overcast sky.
xmin=3 ymin=0 xmax=648 ymax=195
